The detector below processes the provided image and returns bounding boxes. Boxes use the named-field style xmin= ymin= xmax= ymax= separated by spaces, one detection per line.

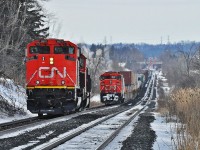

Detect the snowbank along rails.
xmin=33 ymin=73 xmax=156 ymax=150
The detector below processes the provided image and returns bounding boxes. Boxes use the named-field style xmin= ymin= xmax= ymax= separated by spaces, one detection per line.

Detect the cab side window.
xmin=30 ymin=46 xmax=50 ymax=54
xmin=69 ymin=47 xmax=74 ymax=54
xmin=30 ymin=47 xmax=38 ymax=54
xmin=54 ymin=47 xmax=66 ymax=54
xmin=54 ymin=46 xmax=74 ymax=54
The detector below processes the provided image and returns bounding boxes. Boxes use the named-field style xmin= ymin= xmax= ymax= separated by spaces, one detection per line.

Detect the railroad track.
xmin=0 ymin=104 xmax=119 ymax=137
xmin=0 ymin=116 xmax=40 ymax=132
xmin=33 ymin=74 xmax=156 ymax=150
xmin=36 ymin=105 xmax=146 ymax=150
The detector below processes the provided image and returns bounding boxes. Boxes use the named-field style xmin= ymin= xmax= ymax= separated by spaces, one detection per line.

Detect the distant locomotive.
xmin=99 ymin=72 xmax=125 ymax=105
xmin=25 ymin=39 xmax=91 ymax=117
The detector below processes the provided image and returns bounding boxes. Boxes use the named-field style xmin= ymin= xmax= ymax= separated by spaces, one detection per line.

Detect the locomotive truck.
xmin=99 ymin=71 xmax=125 ymax=105
xmin=25 ymin=39 xmax=91 ymax=117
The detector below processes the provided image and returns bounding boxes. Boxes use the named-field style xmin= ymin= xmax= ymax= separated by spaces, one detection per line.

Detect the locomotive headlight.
xmin=50 ymin=57 xmax=54 ymax=65
xmin=61 ymin=80 xmax=65 ymax=85
xmin=36 ymin=80 xmax=40 ymax=84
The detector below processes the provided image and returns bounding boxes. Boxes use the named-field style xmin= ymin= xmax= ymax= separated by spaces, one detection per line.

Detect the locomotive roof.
xmin=27 ymin=38 xmax=77 ymax=47
xmin=101 ymin=71 xmax=122 ymax=76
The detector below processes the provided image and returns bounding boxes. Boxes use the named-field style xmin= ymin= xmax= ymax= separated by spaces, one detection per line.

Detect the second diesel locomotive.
xmin=25 ymin=39 xmax=91 ymax=117
xmin=99 ymin=71 xmax=125 ymax=105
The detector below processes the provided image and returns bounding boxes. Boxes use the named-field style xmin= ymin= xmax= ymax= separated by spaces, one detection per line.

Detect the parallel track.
xmin=0 ymin=104 xmax=119 ymax=136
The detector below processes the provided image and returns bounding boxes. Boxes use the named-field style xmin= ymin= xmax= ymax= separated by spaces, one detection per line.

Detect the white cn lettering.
xmin=39 ymin=67 xmax=66 ymax=78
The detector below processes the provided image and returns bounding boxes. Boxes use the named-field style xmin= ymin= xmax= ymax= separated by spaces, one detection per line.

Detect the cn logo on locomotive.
xmin=39 ymin=67 xmax=67 ymax=78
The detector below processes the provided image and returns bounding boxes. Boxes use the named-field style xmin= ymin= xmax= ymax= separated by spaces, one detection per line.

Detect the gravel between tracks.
xmin=121 ymin=81 xmax=157 ymax=150
xmin=121 ymin=112 xmax=156 ymax=150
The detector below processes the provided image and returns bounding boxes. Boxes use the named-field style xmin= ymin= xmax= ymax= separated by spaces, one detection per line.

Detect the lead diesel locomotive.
xmin=100 ymin=72 xmax=125 ymax=105
xmin=25 ymin=39 xmax=91 ymax=117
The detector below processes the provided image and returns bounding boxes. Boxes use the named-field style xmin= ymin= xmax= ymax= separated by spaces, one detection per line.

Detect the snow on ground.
xmin=152 ymin=70 xmax=174 ymax=149
xmin=0 ymin=78 xmax=26 ymax=108
xmin=152 ymin=113 xmax=175 ymax=150
xmin=0 ymin=78 xmax=34 ymax=124
xmin=156 ymin=71 xmax=171 ymax=95
xmin=90 ymin=94 xmax=100 ymax=102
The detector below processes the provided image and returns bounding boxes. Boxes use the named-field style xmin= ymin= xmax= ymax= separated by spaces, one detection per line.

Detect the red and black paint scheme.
xmin=99 ymin=72 xmax=125 ymax=105
xmin=25 ymin=39 xmax=91 ymax=117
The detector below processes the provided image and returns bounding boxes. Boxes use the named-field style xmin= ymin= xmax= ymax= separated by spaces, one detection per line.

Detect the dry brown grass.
xmin=170 ymin=88 xmax=200 ymax=150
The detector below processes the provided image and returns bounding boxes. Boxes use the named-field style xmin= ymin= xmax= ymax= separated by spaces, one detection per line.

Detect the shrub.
xmin=170 ymin=88 xmax=200 ymax=150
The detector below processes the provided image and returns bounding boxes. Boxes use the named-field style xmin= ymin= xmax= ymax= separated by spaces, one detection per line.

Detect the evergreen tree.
xmin=24 ymin=0 xmax=49 ymax=40
xmin=0 ymin=0 xmax=49 ymax=83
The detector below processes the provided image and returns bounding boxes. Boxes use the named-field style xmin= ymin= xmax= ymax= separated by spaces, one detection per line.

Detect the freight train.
xmin=25 ymin=39 xmax=91 ymax=117
xmin=99 ymin=71 xmax=125 ymax=105
xmin=100 ymin=70 xmax=149 ymax=105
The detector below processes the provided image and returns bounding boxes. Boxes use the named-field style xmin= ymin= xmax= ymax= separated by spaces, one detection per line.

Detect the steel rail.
xmin=0 ymin=116 xmax=39 ymax=131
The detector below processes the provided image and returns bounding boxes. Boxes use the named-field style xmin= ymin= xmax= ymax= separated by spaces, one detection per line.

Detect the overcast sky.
xmin=42 ymin=0 xmax=200 ymax=44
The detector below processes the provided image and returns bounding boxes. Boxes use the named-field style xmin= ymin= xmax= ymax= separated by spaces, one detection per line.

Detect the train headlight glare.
xmin=36 ymin=80 xmax=40 ymax=84
xmin=61 ymin=80 xmax=65 ymax=85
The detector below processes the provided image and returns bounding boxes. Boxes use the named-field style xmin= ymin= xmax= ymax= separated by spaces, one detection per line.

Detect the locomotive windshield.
xmin=54 ymin=46 xmax=74 ymax=54
xmin=100 ymin=75 xmax=121 ymax=80
xmin=30 ymin=46 xmax=50 ymax=54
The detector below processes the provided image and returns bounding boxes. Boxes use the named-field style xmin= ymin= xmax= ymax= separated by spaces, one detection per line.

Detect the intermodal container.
xmin=120 ymin=71 xmax=135 ymax=86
